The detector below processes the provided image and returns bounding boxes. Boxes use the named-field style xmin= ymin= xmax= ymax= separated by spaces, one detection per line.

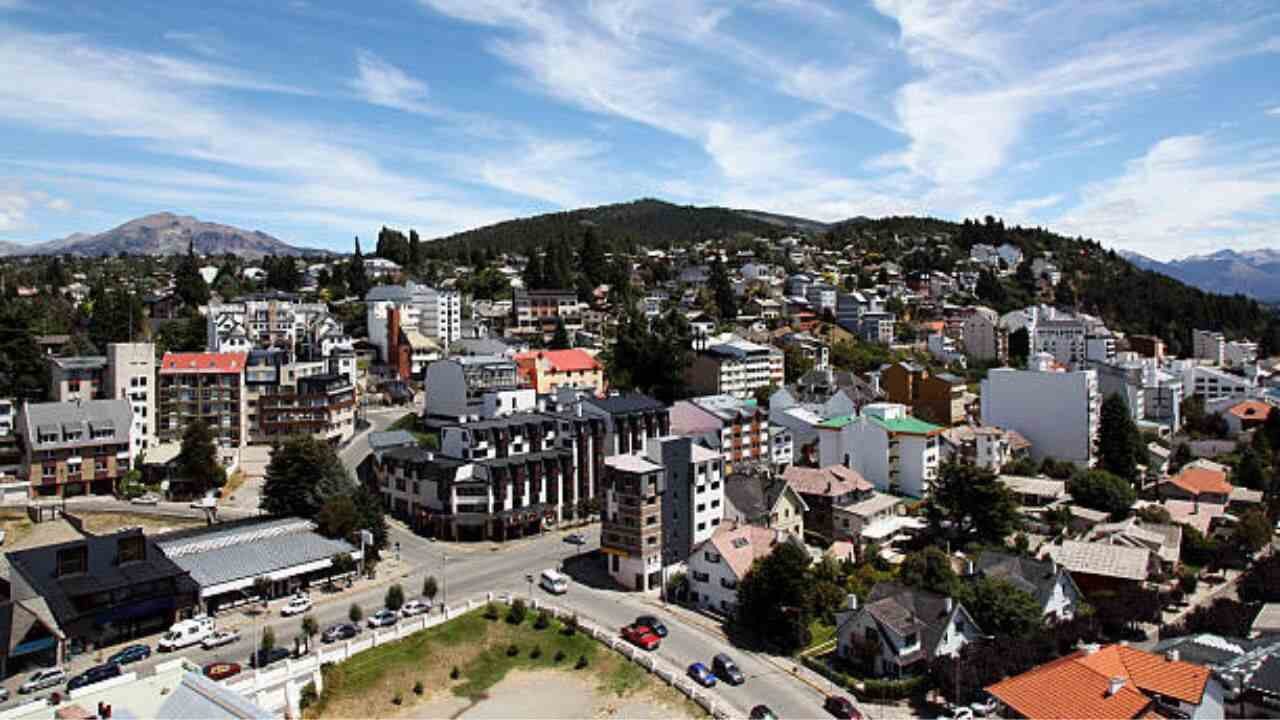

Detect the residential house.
xmin=985 ymin=643 xmax=1223 ymax=720
xmin=782 ymin=464 xmax=873 ymax=543
xmin=1222 ymin=399 xmax=1272 ymax=436
xmin=722 ymin=468 xmax=807 ymax=537
xmin=834 ymin=583 xmax=984 ymax=678
xmin=1084 ymin=518 xmax=1181 ymax=575
xmin=513 ymin=349 xmax=605 ymax=396
xmin=970 ymin=550 xmax=1084 ymax=622
xmin=1159 ymin=466 xmax=1232 ymax=505
xmin=1042 ymin=539 xmax=1157 ymax=596
xmin=686 ymin=523 xmax=804 ymax=615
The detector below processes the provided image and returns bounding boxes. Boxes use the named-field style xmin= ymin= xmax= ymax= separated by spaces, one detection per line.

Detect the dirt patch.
xmin=76 ymin=511 xmax=204 ymax=536
xmin=399 ymin=671 xmax=701 ymax=720
xmin=0 ymin=509 xmax=36 ymax=549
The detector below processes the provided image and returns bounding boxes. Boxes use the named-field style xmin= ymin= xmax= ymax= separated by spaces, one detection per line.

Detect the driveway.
xmin=225 ymin=445 xmax=271 ymax=512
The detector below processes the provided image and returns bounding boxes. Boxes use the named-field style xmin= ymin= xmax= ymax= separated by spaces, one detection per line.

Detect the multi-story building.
xmin=17 ymin=398 xmax=133 ymax=498
xmin=777 ymin=332 xmax=830 ymax=371
xmin=855 ymin=312 xmax=896 ymax=345
xmin=961 ymin=306 xmax=1007 ymax=362
xmin=1192 ymin=329 xmax=1226 ymax=365
xmin=48 ymin=356 xmax=106 ymax=403
xmin=514 ymin=349 xmax=605 ymax=395
xmin=818 ymin=403 xmax=943 ymax=499
xmin=669 ymin=395 xmax=770 ymax=471
xmin=601 ymin=453 xmax=666 ymax=592
xmin=981 ymin=353 xmax=1100 ymax=466
xmin=881 ymin=362 xmax=965 ymax=426
xmin=806 ymin=283 xmax=838 ymax=316
xmin=205 ymin=293 xmax=350 ymax=360
xmin=1225 ymin=339 xmax=1259 ymax=368
xmin=422 ymin=355 xmax=534 ymax=426
xmin=104 ymin=343 xmax=155 ymax=453
xmin=366 ymin=282 xmax=462 ymax=361
xmin=686 ymin=334 xmax=784 ymax=399
xmin=783 ymin=464 xmax=874 ymax=543
xmin=256 ymin=373 xmax=355 ymax=446
xmin=646 ymin=436 xmax=723 ymax=566
xmin=0 ymin=398 xmax=14 ymax=437
xmin=157 ymin=352 xmax=249 ymax=448
xmin=1184 ymin=365 xmax=1258 ymax=402
xmin=510 ymin=289 xmax=582 ymax=341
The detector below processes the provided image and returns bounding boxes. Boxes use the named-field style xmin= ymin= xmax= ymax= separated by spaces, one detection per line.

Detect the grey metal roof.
xmin=586 ymin=392 xmax=665 ymax=415
xmin=365 ymin=284 xmax=415 ymax=302
xmin=368 ymin=430 xmax=419 ymax=452
xmin=50 ymin=355 xmax=107 ymax=370
xmin=157 ymin=518 xmax=357 ymax=589
xmin=157 ymin=670 xmax=273 ymax=719
xmin=21 ymin=398 xmax=133 ymax=451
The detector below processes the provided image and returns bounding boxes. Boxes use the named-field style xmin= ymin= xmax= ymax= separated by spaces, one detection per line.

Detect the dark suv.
xmin=67 ymin=663 xmax=122 ymax=692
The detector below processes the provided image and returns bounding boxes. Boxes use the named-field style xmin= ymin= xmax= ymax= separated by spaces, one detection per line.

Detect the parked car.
xmin=749 ymin=705 xmax=777 ymax=720
xmin=634 ymin=615 xmax=668 ymax=638
xmin=281 ymin=594 xmax=313 ymax=616
xmin=712 ymin=653 xmax=744 ymax=685
xmin=970 ymin=692 xmax=999 ymax=717
xmin=203 ymin=662 xmax=242 ymax=681
xmin=621 ymin=624 xmax=661 ymax=651
xmin=130 ymin=493 xmax=160 ymax=506
xmin=687 ymin=662 xmax=717 ymax=688
xmin=322 ymin=623 xmax=360 ymax=643
xmin=942 ymin=708 xmax=974 ymax=720
xmin=367 ymin=609 xmax=399 ymax=628
xmin=67 ymin=663 xmax=122 ymax=692
xmin=824 ymin=695 xmax=861 ymax=719
xmin=564 ymin=533 xmax=586 ymax=545
xmin=401 ymin=599 xmax=431 ymax=617
xmin=107 ymin=644 xmax=151 ymax=666
xmin=202 ymin=629 xmax=241 ymax=650
xmin=19 ymin=668 xmax=65 ymax=694
xmin=0 ymin=687 xmax=9 ymax=702
xmin=251 ymin=647 xmax=291 ymax=669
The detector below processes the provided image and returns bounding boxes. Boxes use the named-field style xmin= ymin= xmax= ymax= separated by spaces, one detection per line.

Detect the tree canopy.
xmin=957 ymin=578 xmax=1043 ymax=640
xmin=926 ymin=462 xmax=1022 ymax=545
xmin=1098 ymin=393 xmax=1143 ymax=480
xmin=605 ymin=308 xmax=692 ymax=403
xmin=736 ymin=541 xmax=814 ymax=652
xmin=260 ymin=435 xmax=353 ymax=519
xmin=1068 ymin=469 xmax=1136 ymax=518
xmin=178 ymin=420 xmax=225 ymax=497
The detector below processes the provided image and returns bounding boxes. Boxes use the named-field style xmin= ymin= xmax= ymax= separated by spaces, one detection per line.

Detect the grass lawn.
xmin=222 ymin=469 xmax=247 ymax=499
xmin=802 ymin=618 xmax=837 ymax=656
xmin=78 ymin=511 xmax=203 ymax=535
xmin=307 ymin=603 xmax=703 ymax=719
xmin=389 ymin=412 xmax=438 ymax=449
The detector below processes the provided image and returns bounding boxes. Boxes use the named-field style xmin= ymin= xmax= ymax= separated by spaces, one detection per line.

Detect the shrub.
xmin=507 ymin=598 xmax=528 ymax=625
xmin=299 ymin=682 xmax=318 ymax=710
xmin=385 ymin=584 xmax=405 ymax=612
xmin=348 ymin=604 xmax=363 ymax=624
xmin=530 ymin=645 xmax=542 ymax=659
xmin=484 ymin=603 xmax=499 ymax=620
xmin=554 ymin=650 xmax=566 ymax=663
xmin=534 ymin=610 xmax=551 ymax=630
xmin=564 ymin=613 xmax=579 ymax=636
xmin=392 ymin=692 xmax=403 ymax=706
xmin=575 ymin=654 xmax=589 ymax=669
xmin=450 ymin=666 xmax=460 ymax=680
xmin=413 ymin=680 xmax=424 ymax=696
xmin=506 ymin=644 xmax=519 ymax=657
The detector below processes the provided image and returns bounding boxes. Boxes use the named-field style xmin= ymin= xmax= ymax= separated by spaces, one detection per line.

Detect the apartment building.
xmin=48 ymin=356 xmax=106 ymax=402
xmin=157 ymin=352 xmax=249 ymax=448
xmin=366 ymin=282 xmax=462 ymax=361
xmin=686 ymin=334 xmax=784 ymax=399
xmin=1226 ymin=340 xmax=1259 ymax=368
xmin=855 ymin=312 xmax=896 ymax=345
xmin=17 ymin=398 xmax=133 ymax=498
xmin=817 ymin=403 xmax=943 ymax=499
xmin=881 ymin=362 xmax=966 ymax=426
xmin=777 ymin=331 xmax=830 ymax=371
xmin=104 ymin=343 xmax=156 ymax=453
xmin=1192 ymin=329 xmax=1226 ymax=365
xmin=961 ymin=306 xmax=1007 ymax=362
xmin=206 ymin=293 xmax=350 ymax=359
xmin=510 ymin=289 xmax=582 ymax=341
xmin=256 ymin=373 xmax=355 ymax=446
xmin=601 ymin=453 xmax=666 ymax=592
xmin=422 ymin=355 xmax=535 ymax=425
xmin=513 ymin=349 xmax=605 ymax=395
xmin=981 ymin=353 xmax=1100 ymax=466
xmin=646 ymin=436 xmax=724 ymax=565
xmin=669 ymin=395 xmax=770 ymax=471
xmin=1184 ymin=365 xmax=1258 ymax=402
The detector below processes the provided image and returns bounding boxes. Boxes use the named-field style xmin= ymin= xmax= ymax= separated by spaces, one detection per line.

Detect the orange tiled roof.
xmin=159 ymin=352 xmax=247 ymax=374
xmin=1166 ymin=467 xmax=1232 ymax=497
xmin=514 ymin=349 xmax=601 ymax=373
xmin=986 ymin=645 xmax=1209 ymax=720
xmin=1228 ymin=400 xmax=1272 ymax=420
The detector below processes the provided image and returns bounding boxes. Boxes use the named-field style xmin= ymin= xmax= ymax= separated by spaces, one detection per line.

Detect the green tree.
xmin=708 ymin=255 xmax=737 ymax=321
xmin=1098 ymin=393 xmax=1142 ymax=480
xmin=605 ymin=308 xmax=691 ymax=403
xmin=1234 ymin=508 xmax=1272 ymax=553
xmin=154 ymin=311 xmax=207 ymax=354
xmin=178 ymin=420 xmax=225 ymax=497
xmin=316 ymin=494 xmax=360 ymax=541
xmin=1234 ymin=447 xmax=1268 ymax=492
xmin=548 ymin=317 xmax=571 ymax=349
xmin=899 ymin=546 xmax=960 ymax=596
xmin=88 ymin=284 xmax=145 ymax=350
xmin=346 ymin=237 xmax=371 ymax=300
xmin=958 ymin=578 xmax=1043 ymax=639
xmin=43 ymin=256 xmax=70 ymax=289
xmin=522 ymin=248 xmax=545 ymax=290
xmin=259 ymin=627 xmax=276 ymax=656
xmin=0 ymin=299 xmax=52 ymax=401
xmin=422 ymin=576 xmax=439 ymax=602
xmin=1008 ymin=327 xmax=1030 ymax=365
xmin=174 ymin=240 xmax=211 ymax=309
xmin=736 ymin=541 xmax=813 ymax=652
xmin=1264 ymin=408 xmax=1280 ymax=454
xmin=408 ymin=229 xmax=422 ymax=271
xmin=783 ymin=344 xmax=814 ymax=384
xmin=925 ymin=462 xmax=1022 ymax=545
xmin=348 ymin=603 xmax=363 ymax=624
xmin=385 ymin=584 xmax=405 ymax=611
xmin=1068 ymin=469 xmax=1137 ymax=518
xmin=577 ymin=227 xmax=606 ymax=291
xmin=260 ymin=435 xmax=351 ymax=519
xmin=301 ymin=615 xmax=319 ymax=641
xmin=351 ymin=484 xmax=389 ymax=553
xmin=1170 ymin=442 xmax=1193 ymax=473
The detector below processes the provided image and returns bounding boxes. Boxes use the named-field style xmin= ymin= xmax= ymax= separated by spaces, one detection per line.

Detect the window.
xmin=704 ymin=551 xmax=720 ymax=563
xmin=865 ymin=627 xmax=877 ymax=644
xmin=646 ymin=536 xmax=657 ymax=546
xmin=117 ymin=535 xmax=146 ymax=564
xmin=692 ymin=571 xmax=710 ymax=583
xmin=697 ymin=522 xmax=706 ymax=531
xmin=904 ymin=633 xmax=917 ymax=646
xmin=56 ymin=546 xmax=88 ymax=577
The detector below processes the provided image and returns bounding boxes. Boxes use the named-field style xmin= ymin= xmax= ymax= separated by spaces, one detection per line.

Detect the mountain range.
xmin=1120 ymin=248 xmax=1280 ymax=301
xmin=0 ymin=213 xmax=328 ymax=258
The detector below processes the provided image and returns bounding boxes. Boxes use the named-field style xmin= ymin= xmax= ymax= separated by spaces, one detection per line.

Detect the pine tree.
xmin=174 ymin=240 xmax=211 ymax=309
xmin=346 ymin=237 xmax=370 ymax=300
xmin=1099 ymin=393 xmax=1141 ymax=480
xmin=522 ymin=247 xmax=545 ymax=290
xmin=260 ymin=435 xmax=352 ymax=519
xmin=549 ymin=317 xmax=571 ymax=349
xmin=708 ymin=255 xmax=737 ymax=321
xmin=178 ymin=420 xmax=224 ymax=497
xmin=409 ymin=229 xmax=422 ymax=271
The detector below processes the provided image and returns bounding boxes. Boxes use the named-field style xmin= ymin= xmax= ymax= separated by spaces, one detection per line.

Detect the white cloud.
xmin=0 ymin=189 xmax=32 ymax=231
xmin=1268 ymin=106 xmax=1280 ymax=117
xmin=349 ymin=50 xmax=433 ymax=115
xmin=163 ymin=30 xmax=225 ymax=58
xmin=1053 ymin=135 xmax=1280 ymax=259
xmin=45 ymin=197 xmax=71 ymax=211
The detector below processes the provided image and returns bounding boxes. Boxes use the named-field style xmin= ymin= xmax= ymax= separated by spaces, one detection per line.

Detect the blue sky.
xmin=0 ymin=1 xmax=1278 ymax=260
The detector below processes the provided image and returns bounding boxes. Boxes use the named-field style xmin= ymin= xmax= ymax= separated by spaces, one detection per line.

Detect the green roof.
xmin=817 ymin=414 xmax=855 ymax=429
xmin=867 ymin=414 xmax=942 ymax=435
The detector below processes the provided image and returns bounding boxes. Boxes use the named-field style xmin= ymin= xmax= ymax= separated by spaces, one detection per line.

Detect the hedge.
xmin=801 ymin=656 xmax=930 ymax=702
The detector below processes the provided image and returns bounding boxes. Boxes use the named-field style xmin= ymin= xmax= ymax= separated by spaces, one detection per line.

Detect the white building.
xmin=1225 ymin=340 xmax=1259 ymax=368
xmin=686 ymin=334 xmax=785 ymax=400
xmin=1184 ymin=365 xmax=1259 ymax=402
xmin=1008 ymin=305 xmax=1114 ymax=369
xmin=0 ymin=397 xmax=13 ymax=436
xmin=817 ymin=403 xmax=942 ymax=499
xmin=105 ymin=342 xmax=156 ymax=452
xmin=981 ymin=353 xmax=1100 ymax=467
xmin=366 ymin=282 xmax=462 ymax=362
xmin=962 ymin=306 xmax=1006 ymax=362
xmin=646 ymin=436 xmax=724 ymax=564
xmin=1192 ymin=329 xmax=1226 ymax=365
xmin=927 ymin=333 xmax=966 ymax=367
xmin=834 ymin=585 xmax=984 ymax=677
xmin=686 ymin=523 xmax=803 ymax=615
xmin=769 ymin=424 xmax=794 ymax=468
xmin=205 ymin=295 xmax=349 ymax=360
xmin=422 ymin=356 xmax=535 ymax=423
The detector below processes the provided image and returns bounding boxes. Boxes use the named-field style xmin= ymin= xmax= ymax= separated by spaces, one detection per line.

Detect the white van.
xmin=158 ymin=616 xmax=215 ymax=651
xmin=539 ymin=569 xmax=569 ymax=595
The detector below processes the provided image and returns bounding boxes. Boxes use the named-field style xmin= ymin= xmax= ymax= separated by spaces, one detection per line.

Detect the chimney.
xmin=944 ymin=596 xmax=954 ymax=614
xmin=846 ymin=593 xmax=859 ymax=611
xmin=1107 ymin=676 xmax=1126 ymax=697
xmin=964 ymin=559 xmax=975 ymax=576
xmin=1081 ymin=643 xmax=1101 ymax=655
xmin=1166 ymin=649 xmax=1180 ymax=663
xmin=575 ymin=401 xmax=583 ymax=418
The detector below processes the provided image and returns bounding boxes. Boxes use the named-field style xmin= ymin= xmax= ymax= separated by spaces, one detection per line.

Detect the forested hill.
xmin=423 ymin=199 xmax=798 ymax=262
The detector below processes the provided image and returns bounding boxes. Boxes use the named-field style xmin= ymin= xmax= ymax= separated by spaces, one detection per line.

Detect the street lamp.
xmin=441 ymin=552 xmax=448 ymax=612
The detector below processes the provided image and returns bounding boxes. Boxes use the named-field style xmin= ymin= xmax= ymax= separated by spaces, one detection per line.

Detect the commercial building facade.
xmin=17 ymin=398 xmax=134 ymax=498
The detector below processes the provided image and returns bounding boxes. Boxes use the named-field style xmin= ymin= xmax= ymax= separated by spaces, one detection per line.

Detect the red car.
xmin=824 ymin=695 xmax=861 ymax=719
xmin=621 ymin=623 xmax=661 ymax=651
xmin=203 ymin=662 xmax=242 ymax=682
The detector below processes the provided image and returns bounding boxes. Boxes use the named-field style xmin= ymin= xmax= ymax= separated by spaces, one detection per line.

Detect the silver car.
xmin=19 ymin=667 xmax=65 ymax=694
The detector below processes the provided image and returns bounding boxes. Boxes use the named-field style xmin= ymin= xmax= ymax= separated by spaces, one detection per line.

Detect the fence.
xmin=219 ymin=592 xmax=741 ymax=719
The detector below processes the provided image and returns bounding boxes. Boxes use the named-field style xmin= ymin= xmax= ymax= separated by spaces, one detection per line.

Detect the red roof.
xmin=987 ymin=644 xmax=1210 ymax=720
xmin=1165 ymin=467 xmax=1232 ymax=497
xmin=783 ymin=465 xmax=872 ymax=497
xmin=515 ymin=349 xmax=601 ymax=373
xmin=1228 ymin=400 xmax=1272 ymax=420
xmin=159 ymin=352 xmax=248 ymax=374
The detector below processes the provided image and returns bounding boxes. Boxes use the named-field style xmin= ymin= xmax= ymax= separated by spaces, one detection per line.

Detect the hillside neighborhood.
xmin=0 ymin=205 xmax=1277 ymax=719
